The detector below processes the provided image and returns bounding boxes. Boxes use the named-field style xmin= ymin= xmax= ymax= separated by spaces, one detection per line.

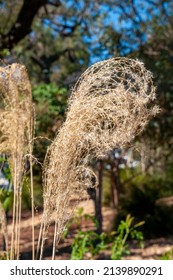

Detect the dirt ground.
xmin=1 ymin=199 xmax=173 ymax=260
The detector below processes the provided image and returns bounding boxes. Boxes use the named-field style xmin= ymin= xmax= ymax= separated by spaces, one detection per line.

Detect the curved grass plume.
xmin=39 ymin=57 xmax=159 ymax=259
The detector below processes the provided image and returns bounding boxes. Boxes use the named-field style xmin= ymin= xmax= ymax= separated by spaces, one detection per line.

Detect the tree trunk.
xmin=110 ymin=158 xmax=120 ymax=211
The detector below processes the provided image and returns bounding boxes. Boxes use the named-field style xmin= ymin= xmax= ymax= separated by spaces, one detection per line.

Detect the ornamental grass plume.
xmin=0 ymin=64 xmax=34 ymax=259
xmin=39 ymin=57 xmax=159 ymax=259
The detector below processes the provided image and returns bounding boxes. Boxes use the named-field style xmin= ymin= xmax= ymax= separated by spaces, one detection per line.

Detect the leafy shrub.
xmin=110 ymin=214 xmax=144 ymax=260
xmin=70 ymin=213 xmax=144 ymax=260
xmin=119 ymin=170 xmax=173 ymax=238
xmin=32 ymin=83 xmax=68 ymax=138
xmin=71 ymin=231 xmax=107 ymax=260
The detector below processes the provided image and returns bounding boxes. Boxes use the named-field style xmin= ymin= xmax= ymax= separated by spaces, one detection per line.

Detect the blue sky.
xmin=42 ymin=0 xmax=173 ymax=65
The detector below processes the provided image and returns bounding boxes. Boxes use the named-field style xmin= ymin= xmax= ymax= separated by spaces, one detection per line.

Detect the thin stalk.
xmin=14 ymin=112 xmax=20 ymax=260
xmin=15 ymin=186 xmax=19 ymax=259
xmin=52 ymin=222 xmax=57 ymax=260
xmin=30 ymin=150 xmax=35 ymax=260
xmin=16 ymin=185 xmax=22 ymax=259
xmin=36 ymin=222 xmax=43 ymax=259
xmin=10 ymin=156 xmax=17 ymax=260
xmin=39 ymin=223 xmax=46 ymax=260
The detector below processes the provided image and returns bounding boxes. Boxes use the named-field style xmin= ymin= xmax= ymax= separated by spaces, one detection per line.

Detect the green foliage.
xmin=110 ymin=214 xmax=144 ymax=260
xmin=32 ymin=83 xmax=68 ymax=164
xmin=0 ymin=251 xmax=8 ymax=260
xmin=32 ymin=83 xmax=68 ymax=137
xmin=119 ymin=168 xmax=173 ymax=238
xmin=63 ymin=207 xmax=98 ymax=239
xmin=0 ymin=189 xmax=13 ymax=212
xmin=71 ymin=230 xmax=107 ymax=260
xmin=64 ymin=208 xmax=105 ymax=260
xmin=0 ymin=156 xmax=13 ymax=212
xmin=0 ymin=0 xmax=22 ymax=35
xmin=160 ymin=248 xmax=173 ymax=260
xmin=70 ymin=212 xmax=144 ymax=260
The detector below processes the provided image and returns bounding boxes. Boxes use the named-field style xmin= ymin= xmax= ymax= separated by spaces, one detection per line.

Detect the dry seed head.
xmin=41 ymin=57 xmax=159 ymax=252
xmin=0 ymin=63 xmax=34 ymax=178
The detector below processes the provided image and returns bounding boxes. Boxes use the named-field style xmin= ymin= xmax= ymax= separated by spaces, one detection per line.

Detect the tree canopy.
xmin=0 ymin=0 xmax=172 ymax=84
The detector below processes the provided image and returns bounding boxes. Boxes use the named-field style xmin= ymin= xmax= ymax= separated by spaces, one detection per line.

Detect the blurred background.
xmin=0 ymin=0 xmax=173 ymax=258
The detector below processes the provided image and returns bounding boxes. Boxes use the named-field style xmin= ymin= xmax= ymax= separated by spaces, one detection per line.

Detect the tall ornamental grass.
xmin=0 ymin=64 xmax=35 ymax=259
xmin=39 ymin=57 xmax=159 ymax=259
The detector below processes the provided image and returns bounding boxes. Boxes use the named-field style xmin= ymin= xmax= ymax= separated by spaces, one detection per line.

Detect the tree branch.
xmin=1 ymin=0 xmax=61 ymax=50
